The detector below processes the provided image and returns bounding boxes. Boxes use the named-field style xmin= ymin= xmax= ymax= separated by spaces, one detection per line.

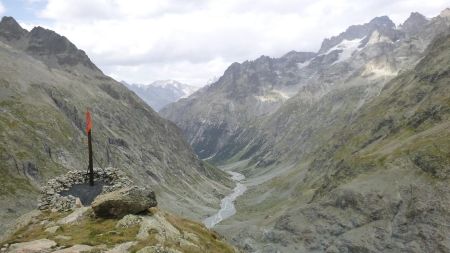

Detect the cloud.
xmin=0 ymin=1 xmax=5 ymax=15
xmin=31 ymin=0 xmax=449 ymax=85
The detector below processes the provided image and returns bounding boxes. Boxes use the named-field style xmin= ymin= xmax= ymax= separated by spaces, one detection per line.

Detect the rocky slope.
xmin=124 ymin=80 xmax=198 ymax=111
xmin=161 ymin=9 xmax=450 ymax=252
xmin=0 ymin=16 xmax=232 ymax=237
xmin=219 ymin=30 xmax=450 ymax=253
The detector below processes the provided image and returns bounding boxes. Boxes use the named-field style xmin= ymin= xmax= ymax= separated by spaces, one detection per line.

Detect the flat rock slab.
xmin=92 ymin=187 xmax=157 ymax=218
xmin=51 ymin=245 xmax=93 ymax=253
xmin=7 ymin=239 xmax=56 ymax=253
xmin=57 ymin=207 xmax=91 ymax=225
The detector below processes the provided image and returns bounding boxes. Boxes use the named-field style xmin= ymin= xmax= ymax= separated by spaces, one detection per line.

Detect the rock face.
xmin=92 ymin=187 xmax=157 ymax=218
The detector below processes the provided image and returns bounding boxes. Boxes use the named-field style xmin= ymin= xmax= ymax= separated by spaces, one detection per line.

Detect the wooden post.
xmin=86 ymin=110 xmax=94 ymax=186
xmin=88 ymin=129 xmax=94 ymax=186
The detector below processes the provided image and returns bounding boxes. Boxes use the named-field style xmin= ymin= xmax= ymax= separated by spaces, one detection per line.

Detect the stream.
xmin=203 ymin=171 xmax=247 ymax=228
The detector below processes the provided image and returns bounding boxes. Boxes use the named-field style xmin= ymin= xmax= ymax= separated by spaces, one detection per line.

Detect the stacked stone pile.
xmin=38 ymin=167 xmax=133 ymax=211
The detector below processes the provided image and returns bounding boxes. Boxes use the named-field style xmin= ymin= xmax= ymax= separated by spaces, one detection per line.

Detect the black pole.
xmin=88 ymin=130 xmax=94 ymax=186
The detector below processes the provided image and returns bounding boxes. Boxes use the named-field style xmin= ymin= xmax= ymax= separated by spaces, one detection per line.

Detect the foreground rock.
xmin=92 ymin=187 xmax=157 ymax=218
xmin=7 ymin=239 xmax=56 ymax=253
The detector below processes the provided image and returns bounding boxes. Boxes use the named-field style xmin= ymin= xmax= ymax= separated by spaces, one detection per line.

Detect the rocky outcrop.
xmin=92 ymin=187 xmax=157 ymax=218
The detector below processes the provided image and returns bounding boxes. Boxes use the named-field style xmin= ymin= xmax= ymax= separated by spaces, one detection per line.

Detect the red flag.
xmin=86 ymin=110 xmax=92 ymax=134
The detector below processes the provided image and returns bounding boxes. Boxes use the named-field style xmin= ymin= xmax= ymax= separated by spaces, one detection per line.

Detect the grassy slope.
xmin=3 ymin=208 xmax=236 ymax=253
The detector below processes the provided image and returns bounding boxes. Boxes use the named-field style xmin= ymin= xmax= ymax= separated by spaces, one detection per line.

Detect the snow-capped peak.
xmin=123 ymin=80 xmax=199 ymax=111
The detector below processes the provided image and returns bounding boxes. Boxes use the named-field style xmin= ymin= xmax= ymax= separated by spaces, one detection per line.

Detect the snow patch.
xmin=297 ymin=59 xmax=312 ymax=69
xmin=323 ymin=37 xmax=365 ymax=64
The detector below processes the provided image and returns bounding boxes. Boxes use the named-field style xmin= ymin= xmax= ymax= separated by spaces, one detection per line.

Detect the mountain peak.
xmin=440 ymin=8 xmax=450 ymax=18
xmin=281 ymin=51 xmax=316 ymax=63
xmin=27 ymin=25 xmax=100 ymax=71
xmin=1 ymin=16 xmax=19 ymax=25
xmin=0 ymin=16 xmax=27 ymax=41
xmin=319 ymin=15 xmax=399 ymax=54
xmin=406 ymin=12 xmax=427 ymax=21
xmin=368 ymin=15 xmax=395 ymax=28
xmin=401 ymin=12 xmax=428 ymax=35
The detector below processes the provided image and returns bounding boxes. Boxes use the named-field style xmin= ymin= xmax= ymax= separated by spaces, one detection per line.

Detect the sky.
xmin=0 ymin=0 xmax=448 ymax=87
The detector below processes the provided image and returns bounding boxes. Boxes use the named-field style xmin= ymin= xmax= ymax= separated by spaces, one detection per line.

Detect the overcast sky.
xmin=0 ymin=0 xmax=448 ymax=86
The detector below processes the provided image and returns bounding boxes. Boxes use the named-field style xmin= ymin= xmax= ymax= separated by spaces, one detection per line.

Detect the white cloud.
xmin=0 ymin=1 xmax=5 ymax=15
xmin=32 ymin=0 xmax=449 ymax=85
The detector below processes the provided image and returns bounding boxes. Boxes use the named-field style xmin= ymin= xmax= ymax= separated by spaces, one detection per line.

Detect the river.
xmin=203 ymin=171 xmax=247 ymax=228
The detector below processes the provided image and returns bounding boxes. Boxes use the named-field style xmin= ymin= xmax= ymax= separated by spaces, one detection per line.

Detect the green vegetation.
xmin=4 ymin=208 xmax=236 ymax=253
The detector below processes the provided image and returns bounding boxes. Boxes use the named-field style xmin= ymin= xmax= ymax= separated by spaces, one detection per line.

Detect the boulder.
xmin=92 ymin=187 xmax=157 ymax=218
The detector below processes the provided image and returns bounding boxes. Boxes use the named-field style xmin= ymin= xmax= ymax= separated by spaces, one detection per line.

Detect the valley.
xmin=0 ymin=3 xmax=450 ymax=253
xmin=161 ymin=9 xmax=450 ymax=252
